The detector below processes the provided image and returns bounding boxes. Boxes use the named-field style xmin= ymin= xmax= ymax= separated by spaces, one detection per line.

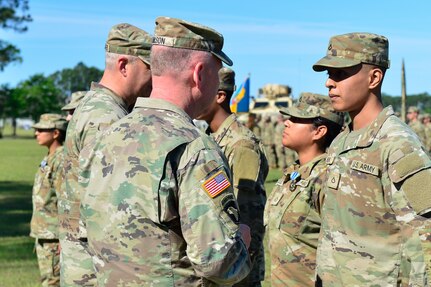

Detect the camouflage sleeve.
xmin=231 ymin=140 xmax=260 ymax=191
xmin=388 ymin=147 xmax=431 ymax=216
xmin=177 ymin=137 xmax=251 ymax=285
xmin=51 ymin=149 xmax=65 ymax=199
xmin=388 ymin=147 xmax=431 ymax=282
xmin=230 ymin=141 xmax=265 ymax=256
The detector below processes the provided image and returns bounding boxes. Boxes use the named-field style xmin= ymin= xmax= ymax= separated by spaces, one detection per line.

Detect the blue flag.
xmin=230 ymin=76 xmax=250 ymax=113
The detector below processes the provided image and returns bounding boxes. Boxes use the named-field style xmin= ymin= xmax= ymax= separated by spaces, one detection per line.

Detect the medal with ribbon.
xmin=289 ymin=171 xmax=300 ymax=191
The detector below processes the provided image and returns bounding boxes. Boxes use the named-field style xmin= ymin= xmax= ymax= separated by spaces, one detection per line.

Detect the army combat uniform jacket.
xmin=409 ymin=120 xmax=427 ymax=147
xmin=60 ymin=81 xmax=129 ymax=239
xmin=210 ymin=114 xmax=268 ymax=285
xmin=317 ymin=106 xmax=431 ymax=286
xmin=265 ymin=154 xmax=326 ymax=287
xmin=30 ymin=146 xmax=64 ymax=239
xmin=59 ymin=82 xmax=129 ymax=286
xmin=80 ymin=98 xmax=251 ymax=286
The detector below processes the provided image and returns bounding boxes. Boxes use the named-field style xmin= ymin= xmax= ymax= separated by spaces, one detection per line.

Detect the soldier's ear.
xmin=313 ymin=125 xmax=327 ymax=141
xmin=118 ymin=56 xmax=129 ymax=77
xmin=192 ymin=61 xmax=204 ymax=90
xmin=368 ymin=66 xmax=383 ymax=89
xmin=216 ymin=91 xmax=226 ymax=104
xmin=53 ymin=129 xmax=60 ymax=140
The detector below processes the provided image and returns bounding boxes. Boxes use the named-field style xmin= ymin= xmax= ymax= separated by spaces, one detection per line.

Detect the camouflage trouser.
xmin=60 ymin=238 xmax=96 ymax=286
xmin=35 ymin=239 xmax=60 ymax=287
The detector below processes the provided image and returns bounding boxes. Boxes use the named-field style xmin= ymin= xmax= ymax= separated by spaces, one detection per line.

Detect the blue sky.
xmin=1 ymin=0 xmax=431 ymax=98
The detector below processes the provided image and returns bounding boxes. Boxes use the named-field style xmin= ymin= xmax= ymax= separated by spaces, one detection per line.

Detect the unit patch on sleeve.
xmin=202 ymin=170 xmax=231 ymax=198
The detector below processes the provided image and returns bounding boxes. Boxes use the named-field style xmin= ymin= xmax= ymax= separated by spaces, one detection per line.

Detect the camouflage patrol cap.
xmin=105 ymin=23 xmax=152 ymax=65
xmin=313 ymin=32 xmax=390 ymax=72
xmin=280 ymin=93 xmax=344 ymax=126
xmin=408 ymin=106 xmax=420 ymax=113
xmin=61 ymin=91 xmax=86 ymax=111
xmin=218 ymin=67 xmax=236 ymax=92
xmin=33 ymin=113 xmax=68 ymax=131
xmin=153 ymin=16 xmax=233 ymax=66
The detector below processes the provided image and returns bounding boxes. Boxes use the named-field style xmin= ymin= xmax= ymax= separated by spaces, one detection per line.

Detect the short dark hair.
xmin=56 ymin=129 xmax=66 ymax=145
xmin=312 ymin=117 xmax=342 ymax=149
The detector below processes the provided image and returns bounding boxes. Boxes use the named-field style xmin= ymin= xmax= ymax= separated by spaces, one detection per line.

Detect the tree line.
xmin=0 ymin=62 xmax=103 ymax=136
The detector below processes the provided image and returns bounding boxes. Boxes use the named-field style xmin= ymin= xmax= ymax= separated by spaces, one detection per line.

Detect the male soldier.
xmin=59 ymin=23 xmax=152 ymax=286
xmin=407 ymin=106 xmax=427 ymax=145
xmin=261 ymin=115 xmax=277 ymax=168
xmin=30 ymin=114 xmax=68 ymax=287
xmin=61 ymin=91 xmax=86 ymax=121
xmin=313 ymin=32 xmax=431 ymax=286
xmin=196 ymin=67 xmax=268 ymax=286
xmin=79 ymin=16 xmax=251 ymax=286
xmin=246 ymin=112 xmax=261 ymax=139
xmin=423 ymin=113 xmax=431 ymax=152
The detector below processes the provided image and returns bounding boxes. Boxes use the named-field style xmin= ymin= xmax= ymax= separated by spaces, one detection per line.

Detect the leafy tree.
xmin=49 ymin=62 xmax=103 ymax=98
xmin=0 ymin=0 xmax=32 ymax=71
xmin=13 ymin=74 xmax=64 ymax=123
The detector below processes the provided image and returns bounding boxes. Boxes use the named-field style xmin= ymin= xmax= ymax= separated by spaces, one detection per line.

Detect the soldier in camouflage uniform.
xmin=196 ymin=67 xmax=268 ymax=286
xmin=313 ymin=32 xmax=431 ymax=286
xmin=30 ymin=114 xmax=68 ymax=287
xmin=423 ymin=113 xmax=431 ymax=152
xmin=246 ymin=112 xmax=261 ymax=139
xmin=407 ymin=106 xmax=427 ymax=146
xmin=261 ymin=115 xmax=277 ymax=168
xmin=274 ymin=114 xmax=297 ymax=169
xmin=273 ymin=114 xmax=287 ymax=169
xmin=59 ymin=23 xmax=152 ymax=286
xmin=79 ymin=16 xmax=251 ymax=286
xmin=61 ymin=91 xmax=87 ymax=121
xmin=264 ymin=93 xmax=344 ymax=286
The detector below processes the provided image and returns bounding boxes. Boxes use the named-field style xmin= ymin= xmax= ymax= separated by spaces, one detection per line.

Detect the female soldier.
xmin=30 ymin=114 xmax=67 ymax=287
xmin=264 ymin=93 xmax=344 ymax=286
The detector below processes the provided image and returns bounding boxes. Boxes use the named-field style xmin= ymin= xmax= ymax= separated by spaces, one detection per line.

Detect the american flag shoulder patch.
xmin=202 ymin=170 xmax=231 ymax=198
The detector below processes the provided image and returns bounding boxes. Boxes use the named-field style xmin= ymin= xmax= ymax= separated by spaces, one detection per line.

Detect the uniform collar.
xmin=90 ymin=82 xmax=129 ymax=111
xmin=133 ymin=97 xmax=194 ymax=124
xmin=211 ymin=114 xmax=238 ymax=145
xmin=343 ymin=106 xmax=394 ymax=149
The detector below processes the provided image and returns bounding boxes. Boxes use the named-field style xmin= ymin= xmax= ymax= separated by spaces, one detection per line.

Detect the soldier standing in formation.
xmin=30 ymin=114 xmax=68 ymax=287
xmin=407 ymin=106 xmax=427 ymax=146
xmin=313 ymin=32 xmax=431 ymax=286
xmin=273 ymin=114 xmax=288 ymax=170
xmin=246 ymin=112 xmax=261 ymax=139
xmin=261 ymin=115 xmax=277 ymax=168
xmin=423 ymin=113 xmax=431 ymax=152
xmin=265 ymin=94 xmax=343 ymax=286
xmin=59 ymin=23 xmax=152 ymax=286
xmin=79 ymin=16 xmax=251 ymax=286
xmin=61 ymin=91 xmax=86 ymax=122
xmin=196 ymin=67 xmax=268 ymax=286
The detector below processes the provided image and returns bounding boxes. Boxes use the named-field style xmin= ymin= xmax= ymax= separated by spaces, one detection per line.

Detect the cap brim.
xmin=279 ymin=106 xmax=315 ymax=119
xmin=138 ymin=55 xmax=151 ymax=66
xmin=212 ymin=50 xmax=233 ymax=66
xmin=312 ymin=55 xmax=361 ymax=72
xmin=61 ymin=103 xmax=77 ymax=111
xmin=32 ymin=123 xmax=55 ymax=129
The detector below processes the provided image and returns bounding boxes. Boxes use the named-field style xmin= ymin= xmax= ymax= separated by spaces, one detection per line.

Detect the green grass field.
xmin=0 ymin=130 xmax=282 ymax=287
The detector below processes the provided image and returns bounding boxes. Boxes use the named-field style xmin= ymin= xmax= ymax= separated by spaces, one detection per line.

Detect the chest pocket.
xmin=34 ymin=164 xmax=52 ymax=195
xmin=277 ymin=186 xmax=319 ymax=238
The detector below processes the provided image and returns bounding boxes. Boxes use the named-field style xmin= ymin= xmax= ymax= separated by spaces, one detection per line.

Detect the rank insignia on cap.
xmin=202 ymin=170 xmax=231 ymax=198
